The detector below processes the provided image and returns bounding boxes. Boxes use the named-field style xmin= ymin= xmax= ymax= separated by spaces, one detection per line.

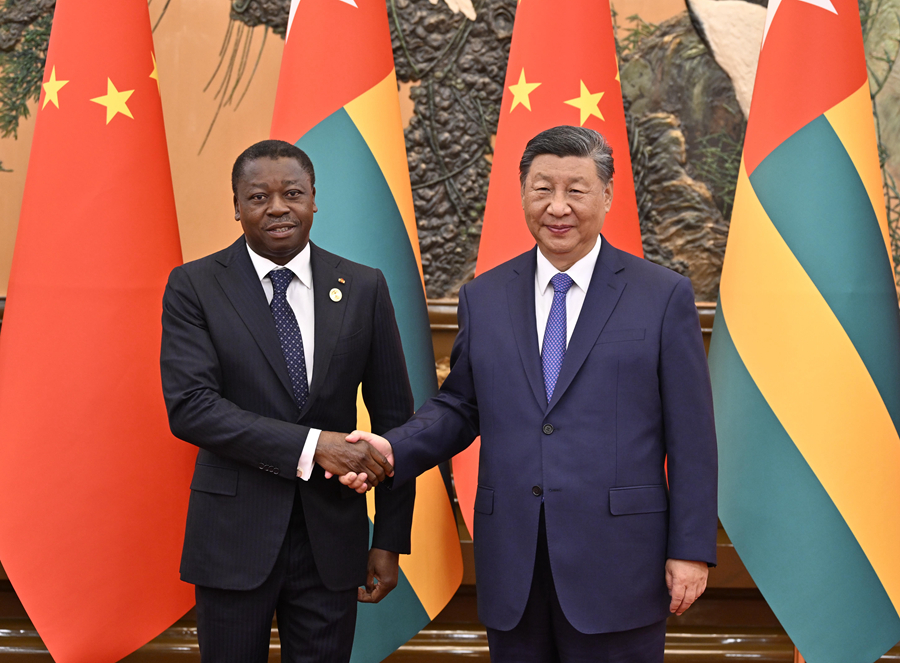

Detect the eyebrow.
xmin=245 ymin=179 xmax=306 ymax=189
xmin=530 ymin=173 xmax=590 ymax=184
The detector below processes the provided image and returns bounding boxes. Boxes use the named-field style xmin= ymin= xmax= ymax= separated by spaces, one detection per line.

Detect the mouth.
xmin=264 ymin=222 xmax=297 ymax=238
xmin=545 ymin=224 xmax=573 ymax=235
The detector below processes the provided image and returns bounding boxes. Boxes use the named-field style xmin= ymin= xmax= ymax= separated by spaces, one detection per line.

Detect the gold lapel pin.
xmin=329 ymin=288 xmax=343 ymax=302
xmin=338 ymin=278 xmax=346 ymax=284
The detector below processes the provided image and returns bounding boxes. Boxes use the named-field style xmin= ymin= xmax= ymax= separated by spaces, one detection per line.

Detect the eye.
xmin=250 ymin=193 xmax=266 ymax=201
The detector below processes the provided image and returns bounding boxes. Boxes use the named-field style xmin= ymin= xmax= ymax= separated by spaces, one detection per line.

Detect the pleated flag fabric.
xmin=454 ymin=0 xmax=644 ymax=536
xmin=708 ymin=0 xmax=900 ymax=660
xmin=0 ymin=1 xmax=196 ymax=661
xmin=270 ymin=2 xmax=463 ymax=661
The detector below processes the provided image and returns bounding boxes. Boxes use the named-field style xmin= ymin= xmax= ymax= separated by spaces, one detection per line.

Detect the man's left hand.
xmin=665 ymin=559 xmax=708 ymax=615
xmin=358 ymin=548 xmax=399 ymax=604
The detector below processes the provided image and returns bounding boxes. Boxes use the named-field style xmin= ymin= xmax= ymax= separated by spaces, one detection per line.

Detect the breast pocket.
xmin=332 ymin=327 xmax=367 ymax=356
xmin=596 ymin=328 xmax=645 ymax=344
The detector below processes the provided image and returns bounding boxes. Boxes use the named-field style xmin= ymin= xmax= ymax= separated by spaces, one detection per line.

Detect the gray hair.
xmin=519 ymin=126 xmax=615 ymax=188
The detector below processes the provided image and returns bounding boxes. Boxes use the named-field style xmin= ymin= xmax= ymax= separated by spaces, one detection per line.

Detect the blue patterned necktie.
xmin=268 ymin=268 xmax=309 ymax=409
xmin=542 ymin=272 xmax=574 ymax=403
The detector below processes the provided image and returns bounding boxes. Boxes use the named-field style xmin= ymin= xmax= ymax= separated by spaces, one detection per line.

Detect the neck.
xmin=539 ymin=239 xmax=597 ymax=272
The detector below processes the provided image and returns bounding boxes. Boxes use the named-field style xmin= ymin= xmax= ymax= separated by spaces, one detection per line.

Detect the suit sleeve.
xmin=160 ymin=266 xmax=307 ymax=477
xmin=658 ymin=276 xmax=718 ymax=565
xmin=386 ymin=284 xmax=481 ymax=487
xmin=364 ymin=271 xmax=417 ymax=554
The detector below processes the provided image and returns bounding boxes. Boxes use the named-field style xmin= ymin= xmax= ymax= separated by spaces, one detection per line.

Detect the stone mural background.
xmin=1 ymin=0 xmax=899 ymax=300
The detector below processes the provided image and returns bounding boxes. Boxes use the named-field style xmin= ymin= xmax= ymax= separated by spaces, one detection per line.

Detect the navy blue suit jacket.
xmin=387 ymin=238 xmax=717 ymax=634
xmin=161 ymin=238 xmax=415 ymax=592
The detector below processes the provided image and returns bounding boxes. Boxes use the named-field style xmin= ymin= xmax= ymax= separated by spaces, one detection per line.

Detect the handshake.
xmin=313 ymin=430 xmax=395 ymax=493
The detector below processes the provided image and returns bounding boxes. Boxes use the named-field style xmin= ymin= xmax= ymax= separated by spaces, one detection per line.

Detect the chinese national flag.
xmin=456 ymin=0 xmax=643 ymax=535
xmin=0 ymin=1 xmax=195 ymax=661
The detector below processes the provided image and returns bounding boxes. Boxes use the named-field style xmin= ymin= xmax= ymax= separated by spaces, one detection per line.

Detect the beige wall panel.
xmin=0 ymin=1 xmax=285 ymax=296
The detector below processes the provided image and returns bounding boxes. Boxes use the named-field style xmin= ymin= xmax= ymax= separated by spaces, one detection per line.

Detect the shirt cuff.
xmin=297 ymin=428 xmax=320 ymax=480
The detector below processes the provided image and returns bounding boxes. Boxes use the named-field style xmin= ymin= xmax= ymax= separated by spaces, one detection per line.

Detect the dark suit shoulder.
xmin=461 ymin=248 xmax=534 ymax=298
xmin=603 ymin=240 xmax=692 ymax=294
xmin=169 ymin=237 xmax=244 ymax=281
xmin=309 ymin=243 xmax=382 ymax=285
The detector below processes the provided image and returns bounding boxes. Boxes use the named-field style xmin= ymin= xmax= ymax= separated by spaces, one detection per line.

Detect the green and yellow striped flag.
xmin=708 ymin=0 xmax=900 ymax=660
xmin=270 ymin=1 xmax=463 ymax=661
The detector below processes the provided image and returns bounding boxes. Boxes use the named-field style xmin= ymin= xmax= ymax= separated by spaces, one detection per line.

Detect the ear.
xmin=311 ymin=186 xmax=318 ymax=214
xmin=604 ymin=178 xmax=615 ymax=212
xmin=233 ymin=195 xmax=240 ymax=221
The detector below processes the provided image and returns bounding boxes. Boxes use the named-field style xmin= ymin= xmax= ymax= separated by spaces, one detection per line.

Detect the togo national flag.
xmin=270 ymin=1 xmax=464 ymax=661
xmin=708 ymin=0 xmax=900 ymax=660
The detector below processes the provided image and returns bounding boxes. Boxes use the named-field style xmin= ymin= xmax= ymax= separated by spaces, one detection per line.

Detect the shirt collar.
xmin=535 ymin=236 xmax=602 ymax=295
xmin=245 ymin=240 xmax=313 ymax=289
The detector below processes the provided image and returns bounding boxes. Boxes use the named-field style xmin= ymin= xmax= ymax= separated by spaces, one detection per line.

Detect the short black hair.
xmin=519 ymin=125 xmax=615 ymax=188
xmin=232 ymin=140 xmax=315 ymax=194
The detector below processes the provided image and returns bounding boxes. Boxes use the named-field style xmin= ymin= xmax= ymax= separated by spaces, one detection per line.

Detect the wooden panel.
xmin=2 ymin=587 xmax=899 ymax=662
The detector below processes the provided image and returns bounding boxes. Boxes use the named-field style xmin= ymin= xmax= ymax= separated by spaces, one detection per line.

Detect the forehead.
xmin=526 ymin=154 xmax=599 ymax=183
xmin=238 ymin=156 xmax=309 ymax=187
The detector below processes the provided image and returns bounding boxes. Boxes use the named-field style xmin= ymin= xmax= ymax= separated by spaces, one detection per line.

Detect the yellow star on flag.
xmin=508 ymin=68 xmax=541 ymax=112
xmin=564 ymin=80 xmax=604 ymax=126
xmin=90 ymin=78 xmax=135 ymax=124
xmin=41 ymin=66 xmax=69 ymax=110
xmin=150 ymin=52 xmax=160 ymax=93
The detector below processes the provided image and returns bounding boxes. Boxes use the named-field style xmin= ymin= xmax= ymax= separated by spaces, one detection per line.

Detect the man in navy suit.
xmin=347 ymin=126 xmax=718 ymax=662
xmin=161 ymin=140 xmax=412 ymax=662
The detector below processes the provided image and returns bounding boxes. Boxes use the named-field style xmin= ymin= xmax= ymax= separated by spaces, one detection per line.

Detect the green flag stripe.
xmin=299 ymin=108 xmax=438 ymax=408
xmin=350 ymin=518 xmax=430 ymax=663
xmin=748 ymin=115 xmax=900 ymax=432
xmin=709 ymin=305 xmax=900 ymax=663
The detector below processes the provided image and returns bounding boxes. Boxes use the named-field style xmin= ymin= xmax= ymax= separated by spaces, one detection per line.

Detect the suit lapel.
xmin=215 ymin=238 xmax=295 ymax=400
xmin=547 ymin=238 xmax=626 ymax=413
xmin=506 ymin=249 xmax=547 ymax=411
xmin=304 ymin=243 xmax=349 ymax=418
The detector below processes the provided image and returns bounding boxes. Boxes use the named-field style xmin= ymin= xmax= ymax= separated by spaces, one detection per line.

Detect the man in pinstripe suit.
xmin=160 ymin=140 xmax=415 ymax=662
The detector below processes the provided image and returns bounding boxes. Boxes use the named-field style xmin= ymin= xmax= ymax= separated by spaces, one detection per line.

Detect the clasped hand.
xmin=314 ymin=430 xmax=394 ymax=491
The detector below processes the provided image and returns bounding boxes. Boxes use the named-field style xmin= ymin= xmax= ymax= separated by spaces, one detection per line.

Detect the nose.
xmin=268 ymin=194 xmax=289 ymax=215
xmin=547 ymin=191 xmax=571 ymax=217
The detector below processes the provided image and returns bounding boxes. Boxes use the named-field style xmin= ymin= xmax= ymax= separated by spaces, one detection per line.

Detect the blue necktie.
xmin=268 ymin=269 xmax=309 ymax=409
xmin=542 ymin=272 xmax=574 ymax=403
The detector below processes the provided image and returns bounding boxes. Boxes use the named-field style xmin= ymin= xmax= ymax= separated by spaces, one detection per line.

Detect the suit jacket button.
xmin=532 ymin=486 xmax=543 ymax=497
xmin=259 ymin=463 xmax=265 ymax=470
xmin=542 ymin=424 xmax=554 ymax=435
xmin=273 ymin=468 xmax=280 ymax=475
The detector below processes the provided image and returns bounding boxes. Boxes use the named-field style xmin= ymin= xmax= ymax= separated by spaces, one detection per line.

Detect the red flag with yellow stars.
xmin=0 ymin=1 xmax=195 ymax=661
xmin=455 ymin=0 xmax=643 ymax=535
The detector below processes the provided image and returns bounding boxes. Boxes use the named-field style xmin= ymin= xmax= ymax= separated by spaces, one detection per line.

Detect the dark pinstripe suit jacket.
xmin=160 ymin=238 xmax=415 ymax=591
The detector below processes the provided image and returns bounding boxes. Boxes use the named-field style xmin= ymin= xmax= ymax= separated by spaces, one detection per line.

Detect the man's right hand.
xmin=334 ymin=431 xmax=395 ymax=493
xmin=314 ymin=431 xmax=393 ymax=491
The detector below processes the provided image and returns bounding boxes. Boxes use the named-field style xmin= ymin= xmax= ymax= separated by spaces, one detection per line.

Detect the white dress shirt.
xmin=535 ymin=236 xmax=602 ymax=354
xmin=246 ymin=241 xmax=319 ymax=480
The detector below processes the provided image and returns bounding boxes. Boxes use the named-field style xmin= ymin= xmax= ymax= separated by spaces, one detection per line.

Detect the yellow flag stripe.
xmin=402 ymin=469 xmax=464 ymax=618
xmin=721 ymin=161 xmax=900 ymax=616
xmin=823 ymin=82 xmax=894 ymax=267
xmin=344 ymin=70 xmax=424 ymax=284
xmin=357 ymin=391 xmax=463 ymax=619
